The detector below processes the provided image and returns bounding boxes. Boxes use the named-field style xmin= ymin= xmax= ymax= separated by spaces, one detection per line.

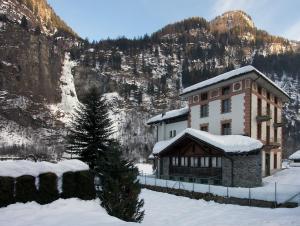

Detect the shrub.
xmin=61 ymin=171 xmax=76 ymax=199
xmin=74 ymin=171 xmax=96 ymax=200
xmin=37 ymin=173 xmax=59 ymax=204
xmin=0 ymin=176 xmax=15 ymax=207
xmin=15 ymin=175 xmax=37 ymax=203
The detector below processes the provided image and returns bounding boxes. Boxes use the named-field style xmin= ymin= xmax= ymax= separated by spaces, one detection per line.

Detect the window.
xmin=201 ymin=92 xmax=208 ymax=101
xmin=257 ymin=123 xmax=262 ymax=140
xmin=221 ymin=99 xmax=231 ymax=113
xmin=212 ymin=157 xmax=217 ymax=167
xmin=222 ymin=86 xmax=230 ymax=95
xmin=181 ymin=157 xmax=188 ymax=167
xmin=258 ymin=86 xmax=262 ymax=95
xmin=200 ymin=104 xmax=209 ymax=118
xmin=221 ymin=123 xmax=231 ymax=135
xmin=257 ymin=98 xmax=262 ymax=116
xmin=267 ymin=92 xmax=270 ymax=100
xmin=190 ymin=157 xmax=198 ymax=167
xmin=170 ymin=130 xmax=176 ymax=138
xmin=193 ymin=95 xmax=199 ymax=103
xmin=172 ymin=157 xmax=179 ymax=166
xmin=200 ymin=125 xmax=208 ymax=132
xmin=200 ymin=157 xmax=210 ymax=167
xmin=274 ymin=107 xmax=278 ymax=123
xmin=274 ymin=128 xmax=278 ymax=143
xmin=275 ymin=97 xmax=278 ymax=104
xmin=217 ymin=157 xmax=222 ymax=168
xmin=211 ymin=157 xmax=222 ymax=168
xmin=274 ymin=153 xmax=277 ymax=169
xmin=267 ymin=103 xmax=271 ymax=116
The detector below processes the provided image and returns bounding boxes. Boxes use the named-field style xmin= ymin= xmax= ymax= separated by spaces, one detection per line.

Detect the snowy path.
xmin=0 ymin=189 xmax=300 ymax=226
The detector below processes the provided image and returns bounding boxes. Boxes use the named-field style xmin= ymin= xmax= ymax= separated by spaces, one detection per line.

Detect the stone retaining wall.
xmin=142 ymin=184 xmax=298 ymax=208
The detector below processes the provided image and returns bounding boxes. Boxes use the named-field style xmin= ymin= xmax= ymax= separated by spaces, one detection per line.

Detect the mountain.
xmin=0 ymin=2 xmax=299 ymax=160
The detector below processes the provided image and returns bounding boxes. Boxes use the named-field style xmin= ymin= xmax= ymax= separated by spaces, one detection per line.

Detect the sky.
xmin=47 ymin=0 xmax=300 ymax=41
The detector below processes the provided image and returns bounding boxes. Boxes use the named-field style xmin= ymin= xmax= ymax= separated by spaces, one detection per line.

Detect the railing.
xmin=138 ymin=174 xmax=300 ymax=206
xmin=256 ymin=107 xmax=272 ymax=122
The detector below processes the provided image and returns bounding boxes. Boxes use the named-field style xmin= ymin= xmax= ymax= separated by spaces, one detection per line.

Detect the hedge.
xmin=61 ymin=171 xmax=77 ymax=199
xmin=15 ymin=175 xmax=37 ymax=203
xmin=38 ymin=172 xmax=59 ymax=204
xmin=74 ymin=171 xmax=96 ymax=200
xmin=0 ymin=176 xmax=15 ymax=207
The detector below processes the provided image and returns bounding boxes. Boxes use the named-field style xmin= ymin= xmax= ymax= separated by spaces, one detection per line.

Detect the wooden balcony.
xmin=273 ymin=122 xmax=284 ymax=128
xmin=256 ymin=107 xmax=272 ymax=122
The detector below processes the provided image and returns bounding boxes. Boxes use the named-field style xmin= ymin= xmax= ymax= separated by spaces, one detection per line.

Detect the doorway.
xmin=265 ymin=153 xmax=270 ymax=176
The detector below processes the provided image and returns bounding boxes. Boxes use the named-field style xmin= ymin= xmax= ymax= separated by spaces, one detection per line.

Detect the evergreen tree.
xmin=97 ymin=142 xmax=144 ymax=223
xmin=20 ymin=16 xmax=28 ymax=29
xmin=66 ymin=87 xmax=113 ymax=169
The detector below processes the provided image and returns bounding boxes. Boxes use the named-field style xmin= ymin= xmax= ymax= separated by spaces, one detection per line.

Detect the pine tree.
xmin=66 ymin=87 xmax=113 ymax=169
xmin=97 ymin=142 xmax=144 ymax=223
xmin=20 ymin=16 xmax=28 ymax=29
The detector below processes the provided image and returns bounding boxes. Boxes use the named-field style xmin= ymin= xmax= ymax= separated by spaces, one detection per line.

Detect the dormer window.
xmin=258 ymin=86 xmax=262 ymax=95
xmin=222 ymin=86 xmax=230 ymax=95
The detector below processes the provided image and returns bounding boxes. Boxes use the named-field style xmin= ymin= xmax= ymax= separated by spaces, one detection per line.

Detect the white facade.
xmin=190 ymin=93 xmax=245 ymax=135
xmin=157 ymin=120 xmax=188 ymax=141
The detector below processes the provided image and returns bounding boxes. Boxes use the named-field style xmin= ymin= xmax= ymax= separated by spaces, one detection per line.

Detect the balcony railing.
xmin=256 ymin=107 xmax=272 ymax=122
xmin=274 ymin=122 xmax=284 ymax=128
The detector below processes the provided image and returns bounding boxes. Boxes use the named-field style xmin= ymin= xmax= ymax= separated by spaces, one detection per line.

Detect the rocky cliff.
xmin=0 ymin=1 xmax=299 ymax=160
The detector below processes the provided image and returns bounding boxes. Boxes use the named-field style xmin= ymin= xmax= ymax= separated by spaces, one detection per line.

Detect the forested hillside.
xmin=0 ymin=1 xmax=299 ymax=159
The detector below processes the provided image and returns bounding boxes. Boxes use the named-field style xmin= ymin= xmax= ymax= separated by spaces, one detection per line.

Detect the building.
xmin=147 ymin=65 xmax=289 ymax=186
xmin=289 ymin=150 xmax=300 ymax=164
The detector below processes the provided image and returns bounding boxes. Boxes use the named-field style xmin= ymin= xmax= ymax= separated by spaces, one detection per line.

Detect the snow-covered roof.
xmin=153 ymin=128 xmax=263 ymax=155
xmin=289 ymin=150 xmax=300 ymax=160
xmin=0 ymin=160 xmax=89 ymax=178
xmin=181 ymin=65 xmax=289 ymax=98
xmin=147 ymin=107 xmax=189 ymax=125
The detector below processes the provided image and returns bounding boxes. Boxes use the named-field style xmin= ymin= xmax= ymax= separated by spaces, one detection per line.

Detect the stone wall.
xmin=142 ymin=185 xmax=298 ymax=208
xmin=222 ymin=152 xmax=262 ymax=187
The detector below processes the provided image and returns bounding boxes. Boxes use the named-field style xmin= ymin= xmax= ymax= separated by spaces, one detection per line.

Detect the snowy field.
xmin=137 ymin=165 xmax=300 ymax=204
xmin=0 ymin=189 xmax=299 ymax=226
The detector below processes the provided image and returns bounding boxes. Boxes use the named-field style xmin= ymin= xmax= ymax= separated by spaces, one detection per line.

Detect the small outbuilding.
xmin=152 ymin=128 xmax=263 ymax=187
xmin=289 ymin=150 xmax=300 ymax=165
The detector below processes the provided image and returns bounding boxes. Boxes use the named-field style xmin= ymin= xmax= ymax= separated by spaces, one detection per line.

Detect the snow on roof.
xmin=147 ymin=107 xmax=189 ymax=125
xmin=181 ymin=65 xmax=289 ymax=98
xmin=289 ymin=150 xmax=300 ymax=160
xmin=153 ymin=128 xmax=263 ymax=155
xmin=0 ymin=160 xmax=89 ymax=178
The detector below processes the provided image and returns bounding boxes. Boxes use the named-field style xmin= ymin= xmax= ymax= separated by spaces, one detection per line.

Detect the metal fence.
xmin=138 ymin=173 xmax=300 ymax=205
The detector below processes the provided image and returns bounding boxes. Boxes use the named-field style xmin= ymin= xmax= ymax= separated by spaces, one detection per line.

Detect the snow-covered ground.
xmin=138 ymin=166 xmax=300 ymax=204
xmin=0 ymin=189 xmax=299 ymax=226
xmin=135 ymin=163 xmax=153 ymax=175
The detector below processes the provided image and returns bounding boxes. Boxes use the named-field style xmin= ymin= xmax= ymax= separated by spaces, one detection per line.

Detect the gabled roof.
xmin=180 ymin=65 xmax=289 ymax=100
xmin=153 ymin=128 xmax=263 ymax=155
xmin=147 ymin=107 xmax=189 ymax=125
xmin=289 ymin=150 xmax=300 ymax=160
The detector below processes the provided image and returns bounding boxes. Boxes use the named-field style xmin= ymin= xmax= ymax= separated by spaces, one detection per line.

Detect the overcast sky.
xmin=47 ymin=0 xmax=300 ymax=41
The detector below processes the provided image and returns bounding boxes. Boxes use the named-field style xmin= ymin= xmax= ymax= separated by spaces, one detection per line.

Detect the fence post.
xmin=248 ymin=188 xmax=251 ymax=206
xmin=227 ymin=186 xmax=229 ymax=197
xmin=192 ymin=182 xmax=194 ymax=193
xmin=144 ymin=174 xmax=146 ymax=185
xmin=274 ymin=182 xmax=277 ymax=208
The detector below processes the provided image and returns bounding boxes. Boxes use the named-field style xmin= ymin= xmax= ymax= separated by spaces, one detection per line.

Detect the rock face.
xmin=0 ymin=0 xmax=300 ymax=160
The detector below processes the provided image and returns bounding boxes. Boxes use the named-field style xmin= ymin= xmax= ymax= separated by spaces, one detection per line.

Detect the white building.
xmin=147 ymin=65 xmax=290 ymax=177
